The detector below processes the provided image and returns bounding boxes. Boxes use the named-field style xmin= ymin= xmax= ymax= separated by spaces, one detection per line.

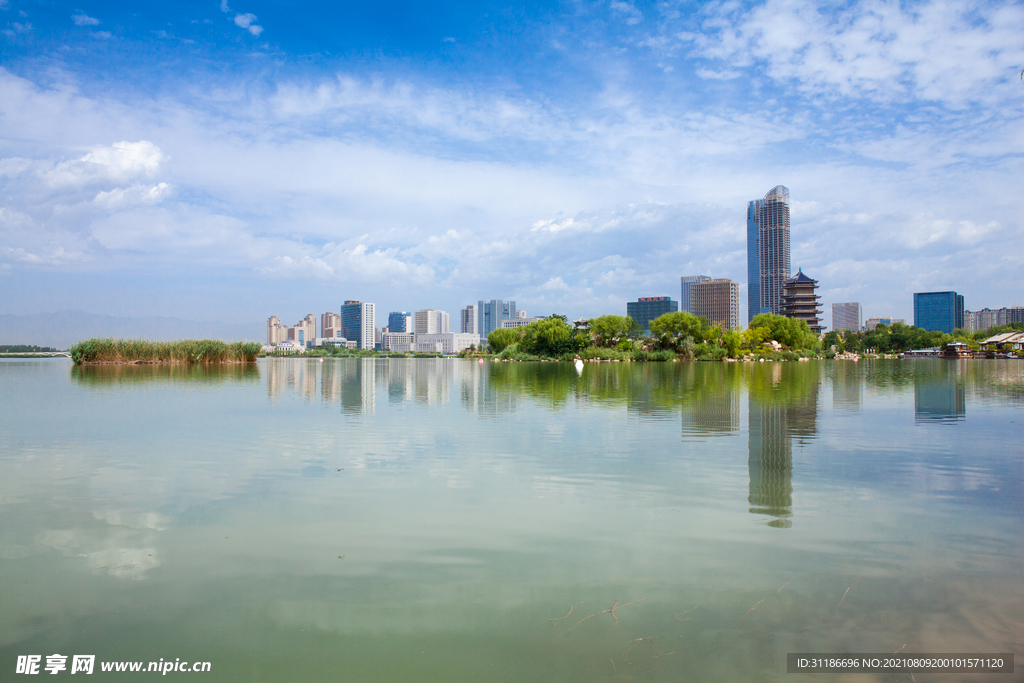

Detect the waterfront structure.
xmin=864 ymin=316 xmax=905 ymax=330
xmin=746 ymin=185 xmax=791 ymax=323
xmin=626 ymin=296 xmax=678 ymax=331
xmin=690 ymin=278 xmax=740 ymax=329
xmin=477 ymin=300 xmax=517 ymax=341
xmin=779 ymin=270 xmax=823 ymax=334
xmin=414 ymin=309 xmax=450 ymax=335
xmin=914 ymin=291 xmax=964 ymax=334
xmin=460 ymin=306 xmax=477 ymax=335
xmin=388 ymin=311 xmax=413 ymax=334
xmin=382 ymin=332 xmax=415 ymax=352
xmin=321 ymin=312 xmax=342 ymax=339
xmin=680 ymin=275 xmax=712 ymax=314
xmin=966 ymin=306 xmax=1024 ymax=331
xmin=266 ymin=316 xmax=287 ymax=345
xmin=500 ymin=317 xmax=543 ymax=329
xmin=832 ymin=302 xmax=862 ymax=332
xmin=340 ymin=300 xmax=376 ymax=350
xmin=413 ymin=333 xmax=479 ymax=355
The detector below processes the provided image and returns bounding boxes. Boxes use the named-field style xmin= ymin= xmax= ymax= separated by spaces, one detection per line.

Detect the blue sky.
xmin=1 ymin=0 xmax=1022 ymax=331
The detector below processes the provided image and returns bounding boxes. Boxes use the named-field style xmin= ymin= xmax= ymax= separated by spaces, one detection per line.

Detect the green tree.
xmin=723 ymin=329 xmax=742 ymax=357
xmin=487 ymin=327 xmax=524 ymax=353
xmin=520 ymin=316 xmax=575 ymax=357
xmin=648 ymin=311 xmax=710 ymax=351
xmin=748 ymin=313 xmax=817 ymax=349
xmin=589 ymin=315 xmax=634 ymax=347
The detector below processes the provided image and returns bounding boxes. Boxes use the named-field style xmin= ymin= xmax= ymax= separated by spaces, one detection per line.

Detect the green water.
xmin=1 ymin=358 xmax=1021 ymax=682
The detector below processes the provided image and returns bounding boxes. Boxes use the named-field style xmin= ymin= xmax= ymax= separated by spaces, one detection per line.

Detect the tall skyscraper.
xmin=831 ymin=303 xmax=862 ymax=332
xmin=690 ymin=278 xmax=740 ymax=329
xmin=747 ymin=185 xmax=791 ymax=323
xmin=680 ymin=275 xmax=711 ymax=313
xmin=340 ymin=300 xmax=376 ymax=350
xmin=460 ymin=305 xmax=477 ymax=334
xmin=626 ymin=296 xmax=678 ymax=330
xmin=913 ymin=291 xmax=964 ymax=334
xmin=388 ymin=311 xmax=412 ymax=333
xmin=414 ymin=309 xmax=450 ymax=334
xmin=477 ymin=300 xmax=516 ymax=340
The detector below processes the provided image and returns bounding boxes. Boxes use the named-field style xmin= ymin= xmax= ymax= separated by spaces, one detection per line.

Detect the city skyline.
xmin=1 ymin=0 xmax=1021 ymax=337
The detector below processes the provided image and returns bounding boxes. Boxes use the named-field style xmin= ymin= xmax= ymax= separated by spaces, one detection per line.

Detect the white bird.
xmin=574 ymin=357 xmax=584 ymax=374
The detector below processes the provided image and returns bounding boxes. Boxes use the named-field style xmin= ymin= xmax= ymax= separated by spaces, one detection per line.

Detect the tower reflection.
xmin=746 ymin=362 xmax=820 ymax=528
xmin=914 ymin=361 xmax=966 ymax=422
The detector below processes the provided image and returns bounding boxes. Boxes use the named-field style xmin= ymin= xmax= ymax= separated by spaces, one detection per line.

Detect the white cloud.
xmin=233 ymin=12 xmax=263 ymax=36
xmin=220 ymin=0 xmax=230 ymax=12
xmin=678 ymin=0 xmax=1024 ymax=107
xmin=44 ymin=141 xmax=165 ymax=187
xmin=71 ymin=12 xmax=100 ymax=26
xmin=611 ymin=0 xmax=644 ymax=25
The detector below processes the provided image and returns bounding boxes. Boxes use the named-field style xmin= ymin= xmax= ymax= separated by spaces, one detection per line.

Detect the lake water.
xmin=1 ymin=358 xmax=1021 ymax=681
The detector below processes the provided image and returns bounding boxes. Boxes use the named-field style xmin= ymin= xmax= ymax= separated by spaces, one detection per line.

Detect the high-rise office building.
xmin=626 ymin=296 xmax=678 ymax=330
xmin=388 ymin=311 xmax=412 ymax=333
xmin=780 ymin=270 xmax=823 ymax=334
xmin=680 ymin=275 xmax=712 ymax=314
xmin=690 ymin=278 xmax=740 ymax=329
xmin=477 ymin=300 xmax=517 ymax=340
xmin=831 ymin=302 xmax=862 ymax=332
xmin=913 ymin=291 xmax=964 ymax=334
xmin=747 ymin=185 xmax=792 ymax=323
xmin=340 ymin=300 xmax=376 ymax=349
xmin=414 ymin=309 xmax=450 ymax=334
xmin=460 ymin=305 xmax=477 ymax=334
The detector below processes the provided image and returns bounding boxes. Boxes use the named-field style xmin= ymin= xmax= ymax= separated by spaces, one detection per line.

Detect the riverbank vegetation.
xmin=69 ymin=338 xmax=261 ymax=364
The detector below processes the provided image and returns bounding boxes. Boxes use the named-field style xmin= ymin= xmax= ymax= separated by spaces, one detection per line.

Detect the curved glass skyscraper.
xmin=746 ymin=185 xmax=791 ymax=324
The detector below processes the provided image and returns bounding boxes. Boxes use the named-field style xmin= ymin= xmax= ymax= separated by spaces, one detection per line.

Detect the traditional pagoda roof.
xmin=783 ymin=268 xmax=816 ymax=285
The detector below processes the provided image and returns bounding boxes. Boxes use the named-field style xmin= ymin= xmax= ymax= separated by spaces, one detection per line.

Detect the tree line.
xmin=482 ymin=313 xmax=1022 ymax=361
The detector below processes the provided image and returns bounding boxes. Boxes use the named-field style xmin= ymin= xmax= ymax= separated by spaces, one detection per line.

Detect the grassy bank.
xmin=69 ymin=338 xmax=261 ymax=365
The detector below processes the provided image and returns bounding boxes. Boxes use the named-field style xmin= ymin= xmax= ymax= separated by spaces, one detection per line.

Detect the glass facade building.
xmin=913 ymin=291 xmax=964 ymax=334
xmin=626 ymin=296 xmax=678 ymax=330
xmin=387 ymin=311 xmax=412 ymax=333
xmin=477 ymin=300 xmax=517 ymax=340
xmin=341 ymin=300 xmax=376 ymax=350
xmin=747 ymin=185 xmax=791 ymax=324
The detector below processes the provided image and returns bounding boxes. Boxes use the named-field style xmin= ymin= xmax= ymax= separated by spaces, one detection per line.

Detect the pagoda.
xmin=780 ymin=269 xmax=824 ymax=334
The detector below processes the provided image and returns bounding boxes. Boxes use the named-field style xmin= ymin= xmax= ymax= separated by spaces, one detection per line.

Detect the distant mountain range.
xmin=0 ymin=310 xmax=262 ymax=350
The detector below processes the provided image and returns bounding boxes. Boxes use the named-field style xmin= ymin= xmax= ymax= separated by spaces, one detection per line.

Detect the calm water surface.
xmin=1 ymin=358 xmax=1022 ymax=682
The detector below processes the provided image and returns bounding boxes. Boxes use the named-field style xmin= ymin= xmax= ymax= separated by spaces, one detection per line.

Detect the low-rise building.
xmin=864 ymin=316 xmax=905 ymax=330
xmin=413 ymin=333 xmax=479 ymax=355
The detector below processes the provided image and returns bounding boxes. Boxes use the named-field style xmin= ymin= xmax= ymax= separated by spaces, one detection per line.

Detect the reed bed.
xmin=69 ymin=338 xmax=261 ymax=365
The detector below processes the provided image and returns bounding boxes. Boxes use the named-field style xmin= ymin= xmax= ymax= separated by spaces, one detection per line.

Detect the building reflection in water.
xmin=265 ymin=358 xmax=468 ymax=415
xmin=266 ymin=358 xmax=317 ymax=401
xmin=680 ymin=364 xmax=742 ymax=439
xmin=458 ymin=361 xmax=520 ymax=417
xmin=831 ymin=360 xmax=862 ymax=413
xmin=914 ymin=362 xmax=966 ymax=422
xmin=747 ymin=362 xmax=820 ymax=528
